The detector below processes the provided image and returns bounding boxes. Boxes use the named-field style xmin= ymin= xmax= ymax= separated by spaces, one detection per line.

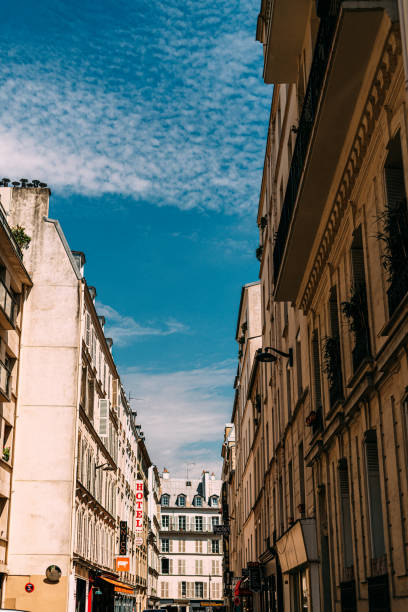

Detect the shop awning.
xmin=101 ymin=576 xmax=134 ymax=595
xmin=234 ymin=579 xmax=251 ymax=596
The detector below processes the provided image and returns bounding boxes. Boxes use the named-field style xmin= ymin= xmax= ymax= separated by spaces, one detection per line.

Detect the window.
xmin=195 ymin=582 xmax=204 ymax=598
xmin=161 ymin=494 xmax=170 ymax=507
xmin=195 ymin=540 xmax=203 ymax=553
xmin=179 ymin=540 xmax=185 ymax=553
xmin=212 ymin=559 xmax=220 ymax=575
xmin=383 ymin=130 xmax=408 ymax=315
xmin=161 ymin=538 xmax=169 ymax=553
xmin=210 ymin=496 xmax=218 ymax=507
xmin=178 ymin=559 xmax=186 ymax=575
xmin=162 ymin=515 xmax=169 ymax=529
xmin=193 ymin=496 xmax=202 ymax=507
xmin=161 ymin=582 xmax=169 ymax=597
xmin=349 ymin=226 xmax=371 ymax=371
xmin=311 ymin=330 xmax=322 ymax=413
xmin=177 ymin=495 xmax=186 ymax=507
xmin=195 ymin=560 xmax=203 ymax=575
xmin=211 ymin=539 xmax=220 ymax=554
xmin=180 ymin=581 xmax=187 ymax=597
xmin=211 ymin=516 xmax=219 ymax=528
xmin=179 ymin=515 xmax=186 ymax=531
xmin=195 ymin=516 xmax=203 ymax=531
xmin=161 ymin=558 xmax=170 ymax=574
xmin=338 ymin=458 xmax=354 ymax=571
xmin=299 ymin=442 xmax=305 ymax=510
xmin=364 ymin=430 xmax=386 ymax=561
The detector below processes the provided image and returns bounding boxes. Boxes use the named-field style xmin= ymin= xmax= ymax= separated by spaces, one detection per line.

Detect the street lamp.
xmin=95 ymin=463 xmax=115 ymax=471
xmin=255 ymin=347 xmax=293 ymax=367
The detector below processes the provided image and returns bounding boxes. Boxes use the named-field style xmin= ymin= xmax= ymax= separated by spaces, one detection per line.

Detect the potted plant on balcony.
xmin=256 ymin=245 xmax=263 ymax=261
xmin=322 ymin=335 xmax=343 ymax=405
xmin=341 ymin=283 xmax=370 ymax=371
xmin=10 ymin=225 xmax=31 ymax=250
xmin=2 ymin=447 xmax=10 ymax=462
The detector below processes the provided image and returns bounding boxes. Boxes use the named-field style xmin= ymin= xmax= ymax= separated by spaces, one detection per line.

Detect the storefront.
xmin=275 ymin=519 xmax=320 ymax=612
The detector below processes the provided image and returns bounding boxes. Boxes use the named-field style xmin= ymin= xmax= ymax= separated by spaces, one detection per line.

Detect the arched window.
xmin=161 ymin=494 xmax=170 ymax=507
xmin=177 ymin=494 xmax=186 ymax=507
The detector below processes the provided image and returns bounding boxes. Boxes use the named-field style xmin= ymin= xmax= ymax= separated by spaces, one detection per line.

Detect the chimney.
xmin=162 ymin=468 xmax=170 ymax=480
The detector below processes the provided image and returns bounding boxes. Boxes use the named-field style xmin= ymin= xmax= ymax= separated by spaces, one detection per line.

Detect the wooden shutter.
xmin=202 ymin=516 xmax=207 ymax=532
xmin=364 ymin=431 xmax=386 ymax=559
xmin=338 ymin=458 xmax=353 ymax=568
xmin=112 ymin=379 xmax=119 ymax=409
xmin=203 ymin=583 xmax=208 ymax=598
xmin=99 ymin=399 xmax=109 ymax=445
xmin=85 ymin=312 xmax=91 ymax=346
xmin=185 ymin=516 xmax=190 ymax=531
xmin=312 ymin=330 xmax=322 ymax=409
xmin=169 ymin=559 xmax=173 ymax=575
xmin=178 ymin=581 xmax=182 ymax=597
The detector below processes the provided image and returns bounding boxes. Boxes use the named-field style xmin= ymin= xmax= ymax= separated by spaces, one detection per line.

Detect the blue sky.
xmin=1 ymin=0 xmax=271 ymax=477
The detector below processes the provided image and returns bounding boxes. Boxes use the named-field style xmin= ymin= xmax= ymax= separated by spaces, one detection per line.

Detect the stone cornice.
xmin=300 ymin=27 xmax=401 ymax=313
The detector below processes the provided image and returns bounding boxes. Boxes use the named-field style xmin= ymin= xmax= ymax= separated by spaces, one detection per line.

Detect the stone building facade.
xmin=158 ymin=470 xmax=223 ymax=612
xmin=223 ymin=1 xmax=408 ymax=611
xmin=0 ymin=185 xmax=154 ymax=612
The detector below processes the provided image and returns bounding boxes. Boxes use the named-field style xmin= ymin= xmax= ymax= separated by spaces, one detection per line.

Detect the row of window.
xmin=161 ymin=515 xmax=220 ymax=531
xmin=161 ymin=558 xmax=221 ymax=575
xmin=161 ymin=538 xmax=220 ymax=554
xmin=77 ymin=434 xmax=116 ymax=515
xmin=160 ymin=581 xmax=221 ymax=599
xmin=75 ymin=509 xmax=114 ymax=569
xmin=161 ymin=494 xmax=219 ymax=507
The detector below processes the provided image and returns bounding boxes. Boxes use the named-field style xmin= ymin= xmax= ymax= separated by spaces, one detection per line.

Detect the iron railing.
xmin=0 ymin=206 xmax=23 ymax=260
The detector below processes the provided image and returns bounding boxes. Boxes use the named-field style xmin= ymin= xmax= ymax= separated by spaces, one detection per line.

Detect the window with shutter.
xmin=349 ymin=227 xmax=371 ymax=370
xmin=85 ymin=312 xmax=91 ymax=346
xmin=87 ymin=378 xmax=94 ymax=422
xmin=364 ymin=431 xmax=386 ymax=561
xmin=338 ymin=458 xmax=354 ymax=571
xmin=169 ymin=559 xmax=173 ymax=575
xmin=99 ymin=399 xmax=109 ymax=445
xmin=169 ymin=539 xmax=173 ymax=553
xmin=312 ymin=330 xmax=322 ymax=411
xmin=327 ymin=286 xmax=343 ymax=406
xmin=203 ymin=583 xmax=208 ymax=598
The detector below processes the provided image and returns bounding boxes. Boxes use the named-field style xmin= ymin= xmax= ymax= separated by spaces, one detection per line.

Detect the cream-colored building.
xmin=0 ymin=185 xmax=152 ymax=612
xmin=158 ymin=470 xmax=223 ymax=612
xmin=224 ymin=1 xmax=408 ymax=611
xmin=0 ymin=194 xmax=32 ymax=606
xmin=147 ymin=465 xmax=161 ymax=608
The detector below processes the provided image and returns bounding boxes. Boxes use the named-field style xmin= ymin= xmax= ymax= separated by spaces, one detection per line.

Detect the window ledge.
xmin=378 ymin=291 xmax=408 ymax=337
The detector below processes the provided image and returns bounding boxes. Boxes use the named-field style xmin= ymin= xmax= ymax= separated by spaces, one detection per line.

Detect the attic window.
xmin=186 ymin=481 xmax=191 ymax=486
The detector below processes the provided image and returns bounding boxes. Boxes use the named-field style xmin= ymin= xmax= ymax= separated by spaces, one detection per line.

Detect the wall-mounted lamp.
xmin=96 ymin=463 xmax=115 ymax=471
xmin=255 ymin=347 xmax=293 ymax=367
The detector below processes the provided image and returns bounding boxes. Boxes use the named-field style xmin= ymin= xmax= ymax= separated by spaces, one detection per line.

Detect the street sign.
xmin=119 ymin=521 xmax=127 ymax=555
xmin=25 ymin=582 xmax=35 ymax=593
xmin=213 ymin=524 xmax=230 ymax=535
xmin=249 ymin=566 xmax=261 ymax=593
xmin=135 ymin=536 xmax=143 ymax=545
xmin=115 ymin=557 xmax=130 ymax=571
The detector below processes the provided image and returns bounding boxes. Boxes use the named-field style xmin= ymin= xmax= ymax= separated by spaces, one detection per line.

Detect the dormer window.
xmin=161 ymin=494 xmax=170 ymax=507
xmin=193 ymin=495 xmax=202 ymax=507
xmin=177 ymin=494 xmax=186 ymax=507
xmin=210 ymin=495 xmax=219 ymax=507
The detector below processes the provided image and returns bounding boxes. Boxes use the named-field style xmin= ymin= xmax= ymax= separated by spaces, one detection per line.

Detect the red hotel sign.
xmin=135 ymin=480 xmax=144 ymax=533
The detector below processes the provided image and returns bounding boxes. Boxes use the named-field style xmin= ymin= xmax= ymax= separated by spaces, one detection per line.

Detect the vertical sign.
xmin=119 ymin=521 xmax=127 ymax=555
xmin=135 ymin=480 xmax=144 ymax=533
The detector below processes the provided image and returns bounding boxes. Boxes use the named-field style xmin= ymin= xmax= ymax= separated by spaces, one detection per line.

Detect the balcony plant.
xmin=241 ymin=322 xmax=247 ymax=333
xmin=11 ymin=225 xmax=31 ymax=250
xmin=2 ymin=447 xmax=9 ymax=462
xmin=321 ymin=335 xmax=343 ymax=405
xmin=256 ymin=245 xmax=263 ymax=261
xmin=341 ymin=283 xmax=370 ymax=370
xmin=375 ymin=199 xmax=408 ymax=315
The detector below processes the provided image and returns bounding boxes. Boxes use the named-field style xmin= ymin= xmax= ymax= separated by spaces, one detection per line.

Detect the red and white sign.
xmin=135 ymin=480 xmax=144 ymax=533
xmin=135 ymin=536 xmax=143 ymax=545
xmin=116 ymin=557 xmax=130 ymax=571
xmin=25 ymin=582 xmax=35 ymax=593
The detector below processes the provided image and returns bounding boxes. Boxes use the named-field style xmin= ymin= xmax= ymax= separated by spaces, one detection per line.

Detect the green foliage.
xmin=11 ymin=225 xmax=31 ymax=250
xmin=2 ymin=447 xmax=9 ymax=461
xmin=321 ymin=336 xmax=341 ymax=387
xmin=341 ymin=283 xmax=368 ymax=335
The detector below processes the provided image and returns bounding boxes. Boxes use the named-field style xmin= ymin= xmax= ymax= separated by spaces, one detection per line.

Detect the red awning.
xmin=234 ymin=579 xmax=251 ymax=597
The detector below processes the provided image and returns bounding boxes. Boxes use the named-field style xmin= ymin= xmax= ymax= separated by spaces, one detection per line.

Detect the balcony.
xmin=273 ymin=1 xmax=392 ymax=301
xmin=257 ymin=0 xmax=310 ymax=83
xmin=0 ymin=279 xmax=17 ymax=329
xmin=161 ymin=521 xmax=218 ymax=534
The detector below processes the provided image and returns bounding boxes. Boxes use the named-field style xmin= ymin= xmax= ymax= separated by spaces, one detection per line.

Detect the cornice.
xmin=300 ymin=27 xmax=401 ymax=312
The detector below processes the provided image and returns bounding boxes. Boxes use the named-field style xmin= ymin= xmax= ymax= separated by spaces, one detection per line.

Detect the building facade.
xmin=147 ymin=465 xmax=161 ymax=609
xmin=224 ymin=1 xmax=408 ymax=611
xmin=0 ymin=185 xmax=153 ymax=612
xmin=158 ymin=470 xmax=223 ymax=612
xmin=0 ymin=192 xmax=32 ymax=605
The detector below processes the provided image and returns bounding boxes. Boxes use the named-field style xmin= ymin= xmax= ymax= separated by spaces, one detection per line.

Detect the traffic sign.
xmin=25 ymin=582 xmax=35 ymax=593
xmin=135 ymin=537 xmax=143 ymax=545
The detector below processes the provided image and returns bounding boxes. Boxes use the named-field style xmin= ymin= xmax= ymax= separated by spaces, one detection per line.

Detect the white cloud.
xmin=0 ymin=0 xmax=270 ymax=214
xmin=96 ymin=302 xmax=189 ymax=346
xmin=121 ymin=361 xmax=235 ymax=478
